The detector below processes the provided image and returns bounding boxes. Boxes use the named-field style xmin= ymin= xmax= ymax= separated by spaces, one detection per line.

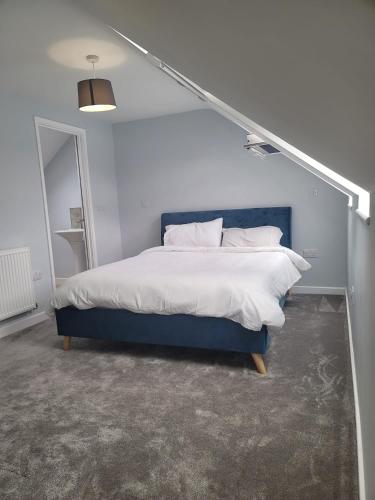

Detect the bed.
xmin=55 ymin=206 xmax=302 ymax=374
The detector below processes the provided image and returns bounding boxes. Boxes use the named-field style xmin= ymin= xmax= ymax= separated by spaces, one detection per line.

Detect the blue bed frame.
xmin=55 ymin=207 xmax=291 ymax=372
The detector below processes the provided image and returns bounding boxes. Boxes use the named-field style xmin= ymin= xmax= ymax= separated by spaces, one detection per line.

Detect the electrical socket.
xmin=303 ymin=249 xmax=319 ymax=258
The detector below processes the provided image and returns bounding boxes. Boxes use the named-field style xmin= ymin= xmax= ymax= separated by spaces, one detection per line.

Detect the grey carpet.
xmin=0 ymin=295 xmax=358 ymax=500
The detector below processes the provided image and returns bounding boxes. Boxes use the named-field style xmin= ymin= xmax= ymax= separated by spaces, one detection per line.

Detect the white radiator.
xmin=0 ymin=247 xmax=37 ymax=321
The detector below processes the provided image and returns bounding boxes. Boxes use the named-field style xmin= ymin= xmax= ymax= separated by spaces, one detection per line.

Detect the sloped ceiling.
xmin=75 ymin=0 xmax=375 ymax=191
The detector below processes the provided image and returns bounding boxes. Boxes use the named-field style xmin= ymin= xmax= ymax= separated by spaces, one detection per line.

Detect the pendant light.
xmin=78 ymin=55 xmax=116 ymax=112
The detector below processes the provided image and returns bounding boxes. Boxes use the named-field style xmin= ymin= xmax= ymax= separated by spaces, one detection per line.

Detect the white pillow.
xmin=164 ymin=218 xmax=223 ymax=247
xmin=221 ymin=225 xmax=283 ymax=247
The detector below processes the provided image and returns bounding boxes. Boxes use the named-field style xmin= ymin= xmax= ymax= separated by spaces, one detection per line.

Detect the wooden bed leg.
xmin=63 ymin=336 xmax=71 ymax=351
xmin=251 ymin=353 xmax=267 ymax=375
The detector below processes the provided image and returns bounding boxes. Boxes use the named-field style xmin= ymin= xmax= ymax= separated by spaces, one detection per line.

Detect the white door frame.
xmin=34 ymin=116 xmax=98 ymax=290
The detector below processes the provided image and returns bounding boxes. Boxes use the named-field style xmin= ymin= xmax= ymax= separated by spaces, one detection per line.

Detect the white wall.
xmin=348 ymin=201 xmax=375 ymax=499
xmin=0 ymin=93 xmax=123 ymax=327
xmin=113 ymin=110 xmax=348 ymax=288
xmin=44 ymin=136 xmax=83 ymax=278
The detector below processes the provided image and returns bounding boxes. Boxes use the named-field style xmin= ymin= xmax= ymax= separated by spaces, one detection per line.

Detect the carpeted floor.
xmin=0 ymin=295 xmax=358 ymax=500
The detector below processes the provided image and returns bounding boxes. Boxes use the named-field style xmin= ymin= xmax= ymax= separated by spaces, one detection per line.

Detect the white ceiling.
xmin=39 ymin=128 xmax=71 ymax=168
xmin=0 ymin=0 xmax=206 ymax=124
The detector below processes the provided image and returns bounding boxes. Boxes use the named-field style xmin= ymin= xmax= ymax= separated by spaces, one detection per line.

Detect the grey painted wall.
xmin=113 ymin=110 xmax=348 ymax=287
xmin=0 ymin=93 xmax=123 ymax=326
xmin=348 ymin=203 xmax=375 ymax=498
xmin=44 ymin=136 xmax=83 ymax=279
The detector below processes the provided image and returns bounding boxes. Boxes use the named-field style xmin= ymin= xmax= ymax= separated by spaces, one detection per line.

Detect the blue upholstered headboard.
xmin=161 ymin=207 xmax=292 ymax=248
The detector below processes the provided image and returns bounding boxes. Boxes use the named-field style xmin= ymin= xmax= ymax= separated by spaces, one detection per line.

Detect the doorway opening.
xmin=35 ymin=117 xmax=97 ymax=290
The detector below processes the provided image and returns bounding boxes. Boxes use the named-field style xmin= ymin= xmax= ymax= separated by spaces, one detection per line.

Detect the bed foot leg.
xmin=251 ymin=353 xmax=267 ymax=374
xmin=63 ymin=336 xmax=71 ymax=351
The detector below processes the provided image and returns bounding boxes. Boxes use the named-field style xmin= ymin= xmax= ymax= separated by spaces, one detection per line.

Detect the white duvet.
xmin=53 ymin=246 xmax=311 ymax=331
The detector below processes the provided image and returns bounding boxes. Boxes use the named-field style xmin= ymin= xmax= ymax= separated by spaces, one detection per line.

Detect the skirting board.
xmin=291 ymin=286 xmax=345 ymax=295
xmin=0 ymin=311 xmax=50 ymax=340
xmin=345 ymin=290 xmax=366 ymax=500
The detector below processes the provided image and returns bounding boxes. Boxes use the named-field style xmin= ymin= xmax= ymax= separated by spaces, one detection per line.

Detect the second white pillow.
xmin=222 ymin=225 xmax=283 ymax=247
